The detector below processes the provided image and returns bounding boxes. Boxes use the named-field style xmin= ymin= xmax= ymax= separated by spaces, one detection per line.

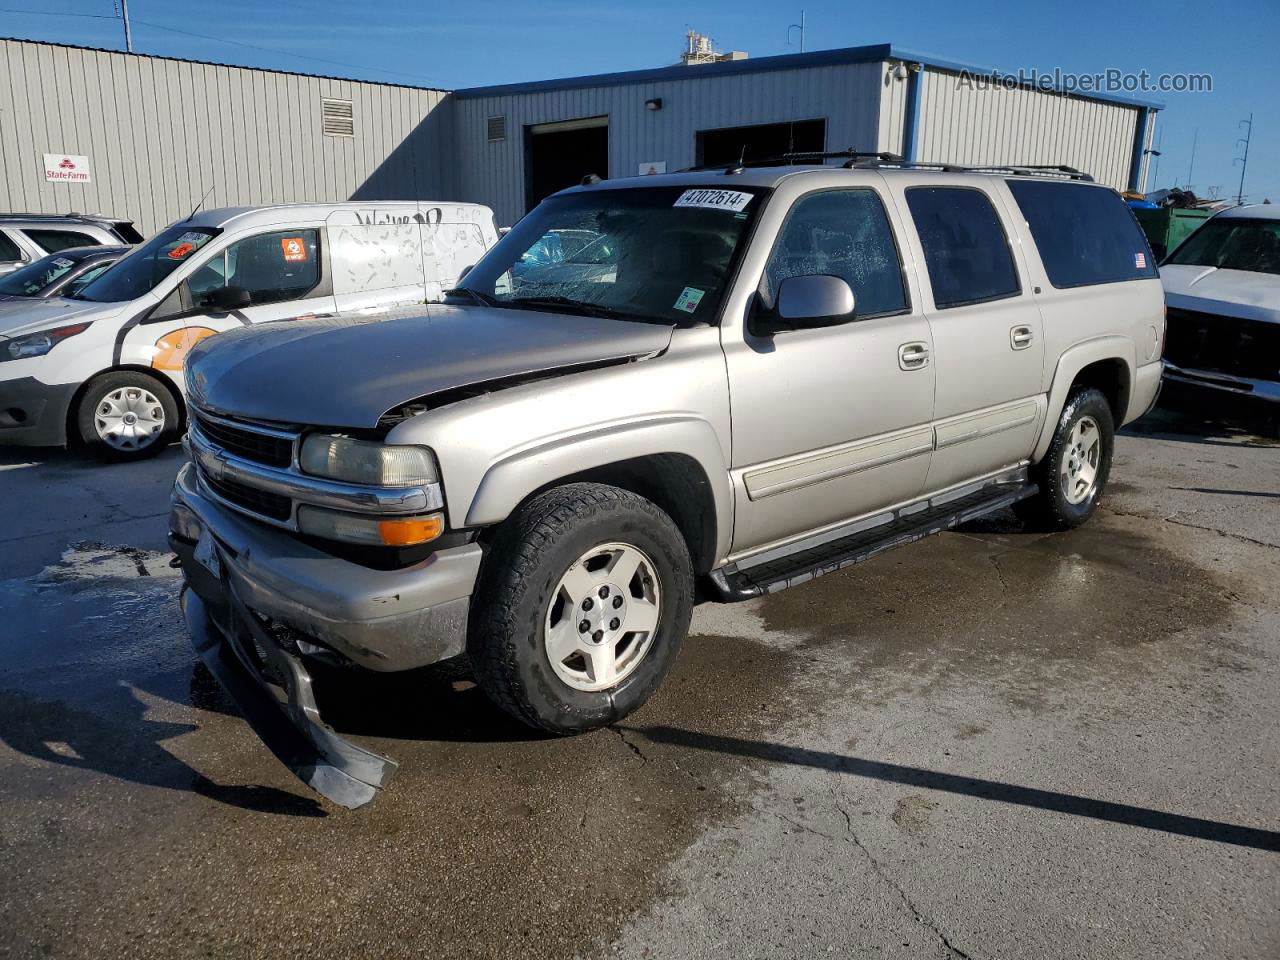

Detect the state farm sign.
xmin=43 ymin=153 xmax=92 ymax=183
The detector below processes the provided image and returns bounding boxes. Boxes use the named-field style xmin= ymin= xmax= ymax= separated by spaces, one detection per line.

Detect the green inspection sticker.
xmin=674 ymin=286 xmax=706 ymax=313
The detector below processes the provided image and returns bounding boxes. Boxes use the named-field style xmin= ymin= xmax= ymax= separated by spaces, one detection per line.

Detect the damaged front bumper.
xmin=181 ymin=586 xmax=397 ymax=808
xmin=170 ymin=461 xmax=483 ymax=807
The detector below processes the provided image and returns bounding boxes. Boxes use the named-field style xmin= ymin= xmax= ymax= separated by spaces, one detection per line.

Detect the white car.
xmin=0 ymin=201 xmax=498 ymax=459
xmin=1159 ymin=203 xmax=1280 ymax=434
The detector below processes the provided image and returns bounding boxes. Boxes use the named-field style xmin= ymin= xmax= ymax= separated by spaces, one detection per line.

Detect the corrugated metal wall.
xmin=452 ymin=62 xmax=886 ymax=225
xmin=0 ymin=39 xmax=454 ymax=235
xmin=915 ymin=68 xmax=1139 ymax=188
xmin=0 ymin=40 xmax=1147 ymax=236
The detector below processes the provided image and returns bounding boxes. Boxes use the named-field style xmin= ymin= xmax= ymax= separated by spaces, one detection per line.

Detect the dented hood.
xmin=185 ymin=304 xmax=673 ymax=427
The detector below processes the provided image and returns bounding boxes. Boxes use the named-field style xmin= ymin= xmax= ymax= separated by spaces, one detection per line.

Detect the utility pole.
xmin=117 ymin=0 xmax=133 ymax=53
xmin=1234 ymin=114 xmax=1253 ymax=206
xmin=787 ymin=10 xmax=806 ymax=53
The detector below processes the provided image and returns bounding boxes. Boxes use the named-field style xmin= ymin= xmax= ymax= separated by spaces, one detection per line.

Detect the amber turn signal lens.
xmin=377 ymin=514 xmax=444 ymax=546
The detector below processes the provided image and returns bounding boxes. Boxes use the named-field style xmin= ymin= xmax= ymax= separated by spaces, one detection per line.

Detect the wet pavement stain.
xmin=752 ymin=510 xmax=1236 ymax=713
xmin=0 ymin=506 xmax=1254 ymax=960
xmin=0 ymin=550 xmax=802 ymax=960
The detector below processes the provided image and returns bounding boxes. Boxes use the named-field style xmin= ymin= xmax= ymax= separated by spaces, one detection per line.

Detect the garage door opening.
xmin=696 ymin=118 xmax=827 ymax=168
xmin=525 ymin=116 xmax=609 ymax=213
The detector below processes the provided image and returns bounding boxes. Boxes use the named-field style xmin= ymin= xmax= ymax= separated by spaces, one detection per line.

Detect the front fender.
xmin=1033 ymin=336 xmax=1135 ymax=462
xmin=465 ymin=415 xmax=735 ymax=565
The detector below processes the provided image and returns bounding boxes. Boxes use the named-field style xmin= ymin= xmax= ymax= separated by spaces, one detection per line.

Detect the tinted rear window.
xmin=22 ymin=229 xmax=98 ymax=253
xmin=1007 ymin=180 xmax=1157 ymax=288
xmin=905 ymin=187 xmax=1020 ymax=308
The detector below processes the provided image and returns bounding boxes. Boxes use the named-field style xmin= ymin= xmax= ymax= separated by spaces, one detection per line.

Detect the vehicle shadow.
xmin=1125 ymin=408 xmax=1278 ymax=447
xmin=0 ymin=682 xmax=326 ymax=817
xmin=310 ymin=658 xmax=544 ymax=745
xmin=623 ymin=725 xmax=1280 ymax=853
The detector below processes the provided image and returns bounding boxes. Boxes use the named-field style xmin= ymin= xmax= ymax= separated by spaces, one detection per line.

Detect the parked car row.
xmin=0 ymin=202 xmax=498 ymax=458
xmin=0 ymin=169 xmax=1271 ymax=808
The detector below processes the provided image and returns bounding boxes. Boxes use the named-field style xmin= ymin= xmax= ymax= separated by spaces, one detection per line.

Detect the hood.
xmin=1160 ymin=265 xmax=1280 ymax=324
xmin=186 ymin=304 xmax=674 ymax=428
xmin=0 ymin=297 xmax=127 ymax=337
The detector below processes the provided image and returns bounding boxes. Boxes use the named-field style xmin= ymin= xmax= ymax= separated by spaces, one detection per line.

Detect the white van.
xmin=0 ymin=201 xmax=497 ymax=459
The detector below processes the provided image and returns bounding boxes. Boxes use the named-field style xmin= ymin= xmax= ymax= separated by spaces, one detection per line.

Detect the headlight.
xmin=296 ymin=505 xmax=444 ymax=546
xmin=2 ymin=322 xmax=92 ymax=361
xmin=299 ymin=434 xmax=438 ymax=486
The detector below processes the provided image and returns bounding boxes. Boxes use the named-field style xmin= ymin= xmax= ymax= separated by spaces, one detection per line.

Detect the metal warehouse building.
xmin=1 ymin=37 xmax=1161 ymax=231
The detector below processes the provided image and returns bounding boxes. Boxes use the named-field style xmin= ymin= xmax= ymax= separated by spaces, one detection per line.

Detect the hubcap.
xmin=95 ymin=386 xmax=165 ymax=451
xmin=544 ymin=542 xmax=661 ymax=692
xmin=1061 ymin=415 xmax=1102 ymax=505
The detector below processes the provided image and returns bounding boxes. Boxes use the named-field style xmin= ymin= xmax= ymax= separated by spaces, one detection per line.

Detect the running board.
xmin=710 ymin=481 xmax=1038 ymax=601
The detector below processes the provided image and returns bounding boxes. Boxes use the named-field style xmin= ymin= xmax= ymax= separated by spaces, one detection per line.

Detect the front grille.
xmin=1164 ymin=307 xmax=1280 ymax=383
xmin=203 ymin=472 xmax=293 ymax=521
xmin=195 ymin=413 xmax=294 ymax=467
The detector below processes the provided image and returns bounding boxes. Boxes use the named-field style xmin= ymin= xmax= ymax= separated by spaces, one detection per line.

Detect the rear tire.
xmin=468 ymin=482 xmax=693 ymax=735
xmin=1016 ymin=386 xmax=1115 ymax=531
xmin=76 ymin=371 xmax=179 ymax=461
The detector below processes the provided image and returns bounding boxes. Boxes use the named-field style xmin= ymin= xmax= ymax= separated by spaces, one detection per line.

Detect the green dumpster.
xmin=1132 ymin=207 xmax=1214 ymax=262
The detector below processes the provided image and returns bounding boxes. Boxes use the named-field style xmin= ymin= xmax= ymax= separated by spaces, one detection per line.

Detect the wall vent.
xmin=486 ymin=115 xmax=507 ymax=142
xmin=321 ymin=97 xmax=354 ymax=137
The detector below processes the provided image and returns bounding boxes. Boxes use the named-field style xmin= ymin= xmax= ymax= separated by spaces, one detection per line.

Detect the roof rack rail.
xmin=841 ymin=159 xmax=1094 ymax=181
xmin=678 ymin=149 xmax=904 ymax=174
xmin=676 ymin=155 xmax=1093 ymax=182
xmin=0 ymin=211 xmax=128 ymax=221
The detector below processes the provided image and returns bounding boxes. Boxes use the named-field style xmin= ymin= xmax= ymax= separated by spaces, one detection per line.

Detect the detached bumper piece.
xmin=181 ymin=579 xmax=398 ymax=809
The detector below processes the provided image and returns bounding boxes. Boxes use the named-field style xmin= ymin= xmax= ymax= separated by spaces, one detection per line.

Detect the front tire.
xmin=468 ymin=482 xmax=694 ymax=735
xmin=1017 ymin=386 xmax=1115 ymax=531
xmin=76 ymin=371 xmax=179 ymax=461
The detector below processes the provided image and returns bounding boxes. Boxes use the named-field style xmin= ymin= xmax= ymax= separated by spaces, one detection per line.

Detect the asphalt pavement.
xmin=0 ymin=409 xmax=1276 ymax=959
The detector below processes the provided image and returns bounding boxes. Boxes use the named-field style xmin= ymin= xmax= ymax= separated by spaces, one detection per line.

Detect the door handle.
xmin=898 ymin=341 xmax=930 ymax=370
xmin=1010 ymin=326 xmax=1034 ymax=350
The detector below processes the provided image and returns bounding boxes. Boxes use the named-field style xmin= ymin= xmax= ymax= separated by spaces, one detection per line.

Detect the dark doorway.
xmin=525 ymin=117 xmax=609 ymax=213
xmin=696 ymin=118 xmax=827 ymax=167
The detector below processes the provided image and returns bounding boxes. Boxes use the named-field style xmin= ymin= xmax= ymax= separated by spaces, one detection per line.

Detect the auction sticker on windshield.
xmin=167 ymin=232 xmax=213 ymax=260
xmin=673 ymin=189 xmax=753 ymax=213
xmin=674 ymin=286 xmax=705 ymax=313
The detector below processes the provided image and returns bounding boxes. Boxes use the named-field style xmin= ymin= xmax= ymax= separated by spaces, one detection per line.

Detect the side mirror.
xmin=458 ymin=264 xmax=473 ymax=281
xmin=751 ymin=275 xmax=857 ymax=336
xmin=205 ymin=285 xmax=252 ymax=312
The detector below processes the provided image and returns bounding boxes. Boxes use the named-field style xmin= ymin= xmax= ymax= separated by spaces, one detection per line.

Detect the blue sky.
xmin=6 ymin=0 xmax=1276 ymax=201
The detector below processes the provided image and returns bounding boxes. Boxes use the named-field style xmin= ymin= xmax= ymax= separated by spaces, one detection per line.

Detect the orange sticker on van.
xmin=280 ymin=237 xmax=308 ymax=262
xmin=152 ymin=326 xmax=218 ymax=371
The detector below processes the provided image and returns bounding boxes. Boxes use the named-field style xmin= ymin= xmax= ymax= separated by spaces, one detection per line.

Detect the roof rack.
xmin=677 ymin=152 xmax=1093 ymax=182
xmin=679 ymin=149 xmax=903 ymax=174
xmin=0 ymin=211 xmax=131 ymax=222
xmin=844 ymin=159 xmax=1094 ymax=181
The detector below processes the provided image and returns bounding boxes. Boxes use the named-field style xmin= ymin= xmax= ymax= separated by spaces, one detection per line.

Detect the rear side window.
xmin=905 ymin=187 xmax=1021 ymax=309
xmin=0 ymin=230 xmax=20 ymax=262
xmin=764 ymin=188 xmax=908 ymax=318
xmin=1006 ymin=180 xmax=1157 ymax=287
xmin=22 ymin=229 xmax=98 ymax=253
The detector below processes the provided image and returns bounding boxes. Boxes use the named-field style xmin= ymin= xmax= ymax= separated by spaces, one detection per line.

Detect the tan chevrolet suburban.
xmin=169 ymin=156 xmax=1165 ymax=806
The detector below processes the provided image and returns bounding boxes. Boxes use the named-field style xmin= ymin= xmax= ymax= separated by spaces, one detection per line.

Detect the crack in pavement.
xmin=764 ymin=786 xmax=979 ymax=960
xmin=1106 ymin=508 xmax=1277 ymax=551
xmin=609 ymin=726 xmax=649 ymax=766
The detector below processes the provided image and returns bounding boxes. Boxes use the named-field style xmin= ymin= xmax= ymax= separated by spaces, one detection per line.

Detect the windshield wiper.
xmin=508 ymin=295 xmax=645 ymax=321
xmin=445 ymin=287 xmax=500 ymax=307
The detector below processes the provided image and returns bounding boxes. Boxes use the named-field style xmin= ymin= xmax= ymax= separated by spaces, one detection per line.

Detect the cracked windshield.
xmin=458 ymin=185 xmax=764 ymax=323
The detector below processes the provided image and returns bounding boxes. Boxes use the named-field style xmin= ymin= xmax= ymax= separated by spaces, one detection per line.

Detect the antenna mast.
xmin=1234 ymin=114 xmax=1253 ymax=206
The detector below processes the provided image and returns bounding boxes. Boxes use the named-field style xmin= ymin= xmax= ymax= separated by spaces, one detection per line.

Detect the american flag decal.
xmin=1135 ymin=252 xmax=1147 ymax=269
